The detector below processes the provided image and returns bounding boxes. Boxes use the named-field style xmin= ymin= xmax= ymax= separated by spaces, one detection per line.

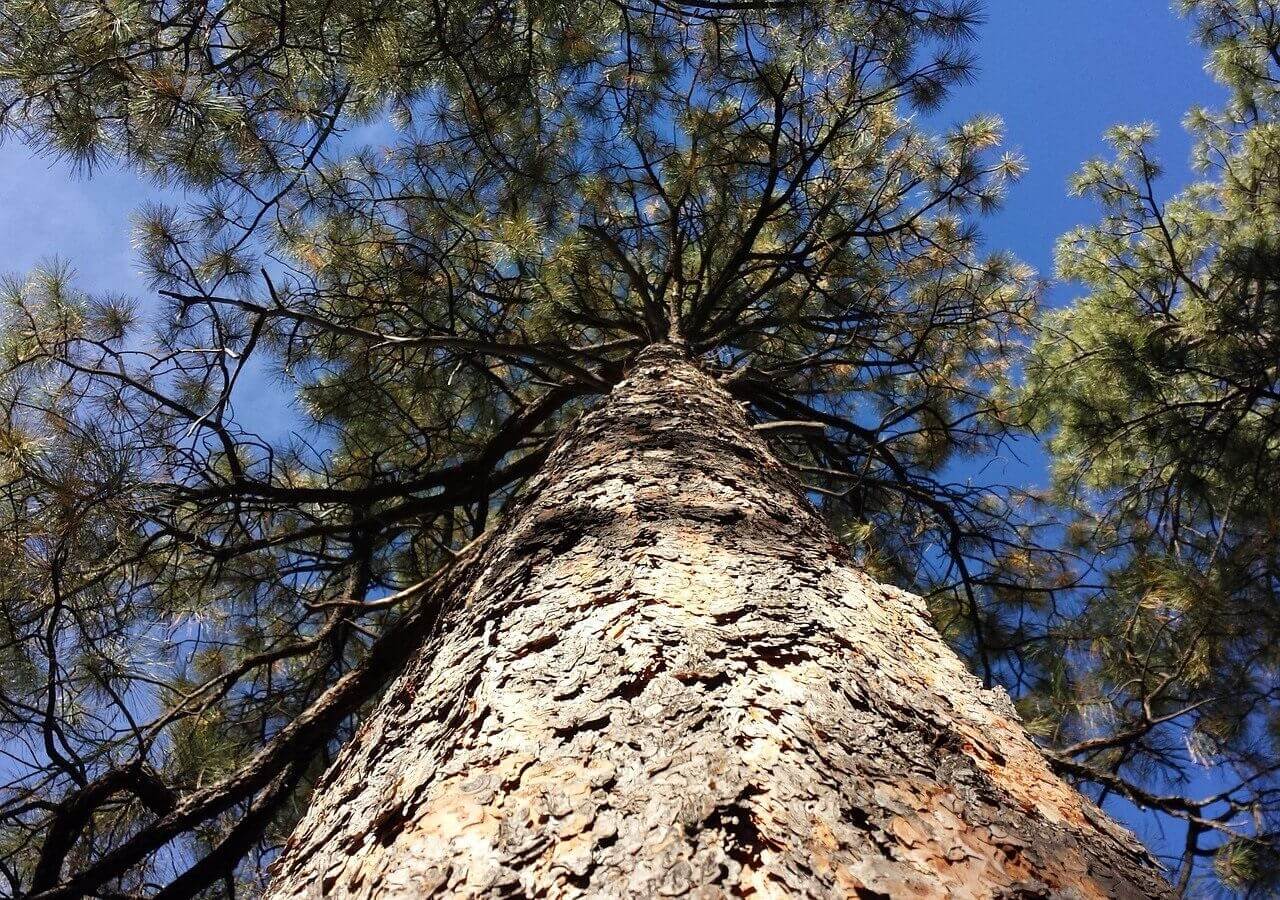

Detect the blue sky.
xmin=0 ymin=0 xmax=1233 ymax=882
xmin=945 ymin=1 xmax=1224 ymax=292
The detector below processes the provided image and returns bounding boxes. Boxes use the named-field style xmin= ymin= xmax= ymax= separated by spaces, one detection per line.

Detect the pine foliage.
xmin=1027 ymin=2 xmax=1280 ymax=892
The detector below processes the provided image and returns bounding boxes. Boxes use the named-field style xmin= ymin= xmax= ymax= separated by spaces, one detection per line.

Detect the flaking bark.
xmin=266 ymin=344 xmax=1172 ymax=899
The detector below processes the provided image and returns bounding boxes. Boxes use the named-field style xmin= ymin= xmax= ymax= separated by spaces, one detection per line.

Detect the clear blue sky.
xmin=945 ymin=1 xmax=1224 ymax=293
xmin=0 ymin=0 xmax=1230 ymax=879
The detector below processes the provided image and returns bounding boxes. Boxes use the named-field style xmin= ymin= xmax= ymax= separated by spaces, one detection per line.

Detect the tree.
xmin=1026 ymin=1 xmax=1280 ymax=893
xmin=265 ymin=345 xmax=1170 ymax=898
xmin=0 ymin=0 xmax=1172 ymax=896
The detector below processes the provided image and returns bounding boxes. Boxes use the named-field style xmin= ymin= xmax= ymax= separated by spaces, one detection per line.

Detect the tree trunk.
xmin=266 ymin=345 xmax=1171 ymax=899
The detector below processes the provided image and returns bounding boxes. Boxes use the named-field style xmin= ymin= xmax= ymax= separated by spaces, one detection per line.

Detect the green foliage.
xmin=1183 ymin=0 xmax=1280 ymax=118
xmin=1214 ymin=838 xmax=1280 ymax=894
xmin=1027 ymin=2 xmax=1280 ymax=890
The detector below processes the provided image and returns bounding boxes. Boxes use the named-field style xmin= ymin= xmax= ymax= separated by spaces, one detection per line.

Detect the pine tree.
xmin=264 ymin=345 xmax=1169 ymax=898
xmin=1026 ymin=1 xmax=1280 ymax=893
xmin=0 ymin=0 xmax=1175 ymax=896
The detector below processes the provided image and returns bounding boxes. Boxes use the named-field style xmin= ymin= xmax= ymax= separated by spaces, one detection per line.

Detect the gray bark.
xmin=266 ymin=344 xmax=1172 ymax=898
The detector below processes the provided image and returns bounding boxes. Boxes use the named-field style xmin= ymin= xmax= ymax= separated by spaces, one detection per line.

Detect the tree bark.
xmin=266 ymin=344 xmax=1172 ymax=899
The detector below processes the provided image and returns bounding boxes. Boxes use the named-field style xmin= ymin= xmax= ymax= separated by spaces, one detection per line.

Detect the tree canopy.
xmin=1026 ymin=0 xmax=1280 ymax=892
xmin=0 ymin=0 xmax=1275 ymax=895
